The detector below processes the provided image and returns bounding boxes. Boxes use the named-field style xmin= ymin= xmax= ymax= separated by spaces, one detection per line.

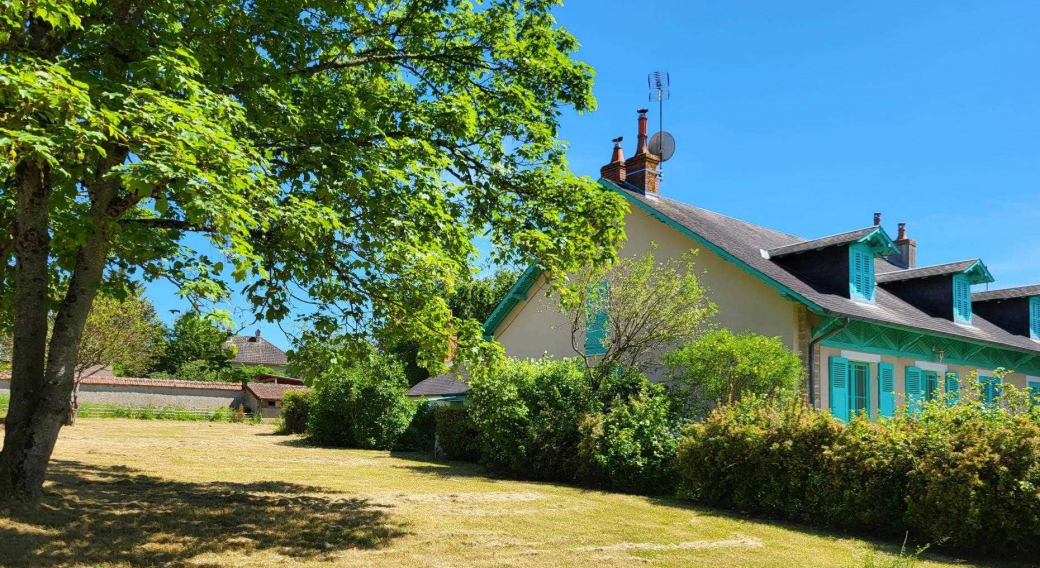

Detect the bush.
xmin=307 ymin=354 xmax=414 ymax=449
xmin=435 ymin=406 xmax=480 ymax=461
xmin=396 ymin=400 xmax=437 ymax=452
xmin=676 ymin=384 xmax=1040 ymax=558
xmin=278 ymin=389 xmax=312 ymax=434
xmin=665 ymin=330 xmax=803 ymax=419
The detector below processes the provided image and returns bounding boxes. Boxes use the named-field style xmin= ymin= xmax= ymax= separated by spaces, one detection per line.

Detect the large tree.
xmin=0 ymin=0 xmax=625 ymax=497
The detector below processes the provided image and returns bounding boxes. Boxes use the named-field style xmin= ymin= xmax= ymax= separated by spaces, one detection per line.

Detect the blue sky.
xmin=146 ymin=1 xmax=1040 ymax=349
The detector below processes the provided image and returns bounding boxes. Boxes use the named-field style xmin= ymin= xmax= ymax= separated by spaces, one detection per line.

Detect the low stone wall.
xmin=0 ymin=376 xmax=243 ymax=410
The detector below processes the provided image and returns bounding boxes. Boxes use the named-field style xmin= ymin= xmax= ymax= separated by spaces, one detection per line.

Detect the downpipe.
xmin=807 ymin=317 xmax=850 ymax=409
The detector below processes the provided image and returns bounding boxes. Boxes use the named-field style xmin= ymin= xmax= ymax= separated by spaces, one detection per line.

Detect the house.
xmin=226 ymin=330 xmax=289 ymax=373
xmin=243 ymin=382 xmax=309 ymax=418
xmin=415 ymin=109 xmax=1040 ymax=420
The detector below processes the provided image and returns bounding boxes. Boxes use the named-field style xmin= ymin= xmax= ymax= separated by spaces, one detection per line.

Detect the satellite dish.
xmin=648 ymin=131 xmax=675 ymax=162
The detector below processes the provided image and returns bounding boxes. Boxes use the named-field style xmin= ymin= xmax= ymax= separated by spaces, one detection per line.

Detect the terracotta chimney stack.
xmin=624 ymin=109 xmax=661 ymax=194
xmin=894 ymin=222 xmax=917 ymax=269
xmin=599 ymin=136 xmax=626 ymax=183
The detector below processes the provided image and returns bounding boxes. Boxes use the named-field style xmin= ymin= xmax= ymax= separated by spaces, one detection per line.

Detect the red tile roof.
xmin=245 ymin=382 xmax=309 ymax=401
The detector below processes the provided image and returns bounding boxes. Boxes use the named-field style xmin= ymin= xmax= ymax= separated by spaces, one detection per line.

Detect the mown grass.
xmin=0 ymin=420 xmax=1023 ymax=568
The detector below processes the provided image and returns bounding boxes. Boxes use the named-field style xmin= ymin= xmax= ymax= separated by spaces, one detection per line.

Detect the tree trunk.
xmin=65 ymin=381 xmax=80 ymax=426
xmin=0 ymin=163 xmax=53 ymax=499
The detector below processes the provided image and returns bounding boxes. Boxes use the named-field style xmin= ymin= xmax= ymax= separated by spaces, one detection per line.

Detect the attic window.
xmin=953 ymin=275 xmax=972 ymax=324
xmin=1030 ymin=297 xmax=1040 ymax=341
xmin=848 ymin=243 xmax=875 ymax=303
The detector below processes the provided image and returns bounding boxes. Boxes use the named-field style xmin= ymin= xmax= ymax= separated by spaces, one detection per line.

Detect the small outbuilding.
xmin=243 ymin=382 xmax=310 ymax=418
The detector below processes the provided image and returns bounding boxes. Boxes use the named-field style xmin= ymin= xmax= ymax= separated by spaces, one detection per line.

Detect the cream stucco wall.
xmin=816 ymin=344 xmax=1033 ymax=414
xmin=492 ymin=204 xmax=804 ymax=379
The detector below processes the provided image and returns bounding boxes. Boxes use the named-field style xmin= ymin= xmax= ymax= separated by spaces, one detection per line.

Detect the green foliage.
xmin=277 ymin=389 xmax=311 ymax=435
xmin=151 ymin=313 xmax=234 ymax=377
xmin=307 ymin=354 xmax=415 ymax=450
xmin=666 ymin=330 xmax=804 ymax=419
xmin=78 ymin=287 xmax=166 ymax=378
xmin=396 ymin=401 xmax=437 ymax=453
xmin=676 ymin=385 xmax=1040 ymax=558
xmin=434 ymin=406 xmax=480 ymax=462
xmin=62 ymin=401 xmax=259 ymax=422
xmin=558 ymin=245 xmax=716 ymax=372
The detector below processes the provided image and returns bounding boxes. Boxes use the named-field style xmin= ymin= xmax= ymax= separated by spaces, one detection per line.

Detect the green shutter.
xmin=585 ymin=281 xmax=609 ymax=356
xmin=829 ymin=356 xmax=850 ymax=422
xmin=1031 ymin=297 xmax=1040 ymax=339
xmin=1028 ymin=381 xmax=1040 ymax=406
xmin=953 ymin=275 xmax=972 ymax=324
xmin=848 ymin=244 xmax=875 ymax=302
xmin=981 ymin=375 xmax=1001 ymax=406
xmin=945 ymin=372 xmax=960 ymax=406
xmin=905 ymin=366 xmax=923 ymax=414
xmin=878 ymin=363 xmax=895 ymax=418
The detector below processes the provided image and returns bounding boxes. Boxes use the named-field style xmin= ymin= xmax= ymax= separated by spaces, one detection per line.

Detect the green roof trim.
xmin=599 ymin=179 xmax=827 ymax=314
xmin=857 ymin=227 xmax=900 ymax=257
xmin=482 ymin=262 xmax=543 ymax=338
xmin=963 ymin=260 xmax=996 ymax=285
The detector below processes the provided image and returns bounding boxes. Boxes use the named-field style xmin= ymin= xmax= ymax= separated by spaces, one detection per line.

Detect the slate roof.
xmin=606 ymin=181 xmax=1040 ymax=356
xmin=876 ymin=260 xmax=983 ymax=283
xmin=245 ymin=382 xmax=309 ymax=401
xmin=766 ymin=227 xmax=878 ymax=258
xmin=974 ymin=285 xmax=1040 ymax=302
xmin=406 ymin=373 xmax=471 ymax=397
xmin=226 ymin=334 xmax=288 ymax=366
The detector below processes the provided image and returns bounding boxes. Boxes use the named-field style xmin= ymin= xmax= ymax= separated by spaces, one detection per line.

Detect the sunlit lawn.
xmin=0 ymin=419 xmax=1023 ymax=568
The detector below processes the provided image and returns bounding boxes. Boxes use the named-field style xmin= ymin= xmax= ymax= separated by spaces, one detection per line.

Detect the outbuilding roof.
xmin=406 ymin=373 xmax=470 ymax=398
xmin=245 ymin=382 xmax=309 ymax=401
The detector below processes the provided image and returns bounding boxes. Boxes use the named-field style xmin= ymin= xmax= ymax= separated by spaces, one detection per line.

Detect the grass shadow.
xmin=0 ymin=459 xmax=406 ymax=568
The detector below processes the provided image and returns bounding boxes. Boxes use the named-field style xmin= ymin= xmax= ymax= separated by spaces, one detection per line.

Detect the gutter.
xmin=807 ymin=316 xmax=850 ymax=408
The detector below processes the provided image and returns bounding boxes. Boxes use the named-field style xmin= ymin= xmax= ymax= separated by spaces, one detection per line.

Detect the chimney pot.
xmin=255 ymin=329 xmax=261 ymax=339
xmin=623 ymin=109 xmax=661 ymax=194
xmin=874 ymin=212 xmax=882 ymax=226
xmin=599 ymin=136 xmax=627 ymax=182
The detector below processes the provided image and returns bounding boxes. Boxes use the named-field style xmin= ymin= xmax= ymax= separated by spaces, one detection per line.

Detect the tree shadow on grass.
xmin=0 ymin=460 xmax=406 ymax=568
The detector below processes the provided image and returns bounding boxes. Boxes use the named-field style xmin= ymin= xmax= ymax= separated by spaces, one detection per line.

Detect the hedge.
xmin=434 ymin=406 xmax=480 ymax=461
xmin=278 ymin=389 xmax=312 ymax=434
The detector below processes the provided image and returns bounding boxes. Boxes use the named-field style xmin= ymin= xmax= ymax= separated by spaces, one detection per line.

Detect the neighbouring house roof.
xmin=766 ymin=226 xmax=898 ymax=259
xmin=0 ymin=372 xmax=242 ymax=391
xmin=973 ymin=285 xmax=1040 ymax=302
xmin=483 ymin=179 xmax=1040 ymax=358
xmin=253 ymin=373 xmax=305 ymax=385
xmin=876 ymin=259 xmax=994 ymax=285
xmin=406 ymin=373 xmax=471 ymax=398
xmin=245 ymin=382 xmax=309 ymax=401
xmin=226 ymin=334 xmax=288 ymax=366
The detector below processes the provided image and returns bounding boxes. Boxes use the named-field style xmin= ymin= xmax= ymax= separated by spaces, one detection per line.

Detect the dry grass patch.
xmin=0 ymin=419 xmax=1023 ymax=568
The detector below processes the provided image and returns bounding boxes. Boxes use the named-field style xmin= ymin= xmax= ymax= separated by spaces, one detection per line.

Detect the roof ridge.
xmin=877 ymin=258 xmax=980 ymax=275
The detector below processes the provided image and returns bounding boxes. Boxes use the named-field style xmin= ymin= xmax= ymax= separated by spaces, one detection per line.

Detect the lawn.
xmin=0 ymin=420 xmax=1020 ymax=568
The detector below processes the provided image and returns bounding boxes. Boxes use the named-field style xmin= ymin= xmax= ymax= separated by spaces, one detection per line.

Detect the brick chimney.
xmin=894 ymin=222 xmax=917 ymax=268
xmin=599 ymin=136 xmax=626 ymax=183
xmin=624 ymin=109 xmax=661 ymax=194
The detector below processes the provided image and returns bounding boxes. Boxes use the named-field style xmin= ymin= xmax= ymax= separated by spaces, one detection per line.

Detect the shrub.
xmin=396 ymin=400 xmax=437 ymax=452
xmin=307 ymin=355 xmax=414 ymax=449
xmin=435 ymin=406 xmax=480 ymax=461
xmin=278 ymin=389 xmax=312 ymax=434
xmin=665 ymin=330 xmax=803 ymax=419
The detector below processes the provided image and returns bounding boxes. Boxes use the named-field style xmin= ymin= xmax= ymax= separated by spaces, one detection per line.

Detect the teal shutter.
xmin=1028 ymin=381 xmax=1040 ymax=406
xmin=878 ymin=363 xmax=895 ymax=418
xmin=1030 ymin=297 xmax=1040 ymax=340
xmin=945 ymin=372 xmax=960 ymax=406
xmin=848 ymin=244 xmax=875 ymax=302
xmin=584 ymin=281 xmax=609 ymax=356
xmin=905 ymin=366 xmax=923 ymax=414
xmin=829 ymin=356 xmax=850 ymax=422
xmin=981 ymin=375 xmax=1001 ymax=406
xmin=953 ymin=275 xmax=972 ymax=324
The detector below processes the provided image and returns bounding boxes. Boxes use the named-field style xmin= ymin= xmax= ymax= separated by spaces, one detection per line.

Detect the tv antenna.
xmin=647 ymin=71 xmax=675 ymax=176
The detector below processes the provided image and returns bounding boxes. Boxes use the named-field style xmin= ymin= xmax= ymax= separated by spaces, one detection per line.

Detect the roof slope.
xmin=876 ymin=259 xmax=992 ymax=284
xmin=974 ymin=285 xmax=1040 ymax=302
xmin=609 ymin=181 xmax=1040 ymax=356
xmin=227 ymin=334 xmax=288 ymax=366
xmin=406 ymin=373 xmax=470 ymax=397
xmin=767 ymin=227 xmax=880 ymax=258
xmin=246 ymin=382 xmax=309 ymax=401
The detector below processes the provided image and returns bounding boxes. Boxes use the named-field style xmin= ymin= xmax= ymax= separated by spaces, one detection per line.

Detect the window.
xmin=953 ymin=274 xmax=972 ymax=324
xmin=1030 ymin=297 xmax=1040 ymax=341
xmin=980 ymin=375 xmax=1001 ymax=406
xmin=268 ymin=400 xmax=276 ymax=407
xmin=849 ymin=362 xmax=870 ymax=417
xmin=848 ymin=244 xmax=875 ymax=303
xmin=923 ymin=371 xmax=939 ymax=402
xmin=1028 ymin=380 xmax=1040 ymax=406
xmin=584 ymin=281 xmax=609 ymax=356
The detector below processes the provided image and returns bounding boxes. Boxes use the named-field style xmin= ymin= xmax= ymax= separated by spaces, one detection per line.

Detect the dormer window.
xmin=1031 ymin=297 xmax=1040 ymax=341
xmin=849 ymin=243 xmax=875 ymax=303
xmin=953 ymin=274 xmax=972 ymax=324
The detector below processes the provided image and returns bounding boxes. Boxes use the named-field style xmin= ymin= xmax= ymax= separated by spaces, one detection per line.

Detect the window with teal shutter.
xmin=829 ymin=356 xmax=850 ymax=422
xmin=1027 ymin=380 xmax=1040 ymax=406
xmin=848 ymin=244 xmax=875 ymax=303
xmin=584 ymin=281 xmax=609 ymax=356
xmin=878 ymin=363 xmax=895 ymax=418
xmin=905 ymin=366 xmax=923 ymax=414
xmin=1030 ymin=297 xmax=1040 ymax=340
xmin=953 ymin=275 xmax=972 ymax=324
xmin=849 ymin=362 xmax=871 ymax=418
xmin=945 ymin=372 xmax=960 ymax=406
xmin=981 ymin=375 xmax=1001 ymax=406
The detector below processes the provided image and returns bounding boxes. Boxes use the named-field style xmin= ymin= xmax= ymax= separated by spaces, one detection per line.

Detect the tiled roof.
xmin=0 ymin=372 xmax=242 ymax=391
xmin=245 ymin=382 xmax=309 ymax=401
xmin=608 ymin=181 xmax=1040 ymax=356
xmin=766 ymin=227 xmax=878 ymax=258
xmin=876 ymin=260 xmax=983 ymax=283
xmin=226 ymin=334 xmax=288 ymax=366
xmin=406 ymin=373 xmax=470 ymax=397
xmin=974 ymin=285 xmax=1040 ymax=302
